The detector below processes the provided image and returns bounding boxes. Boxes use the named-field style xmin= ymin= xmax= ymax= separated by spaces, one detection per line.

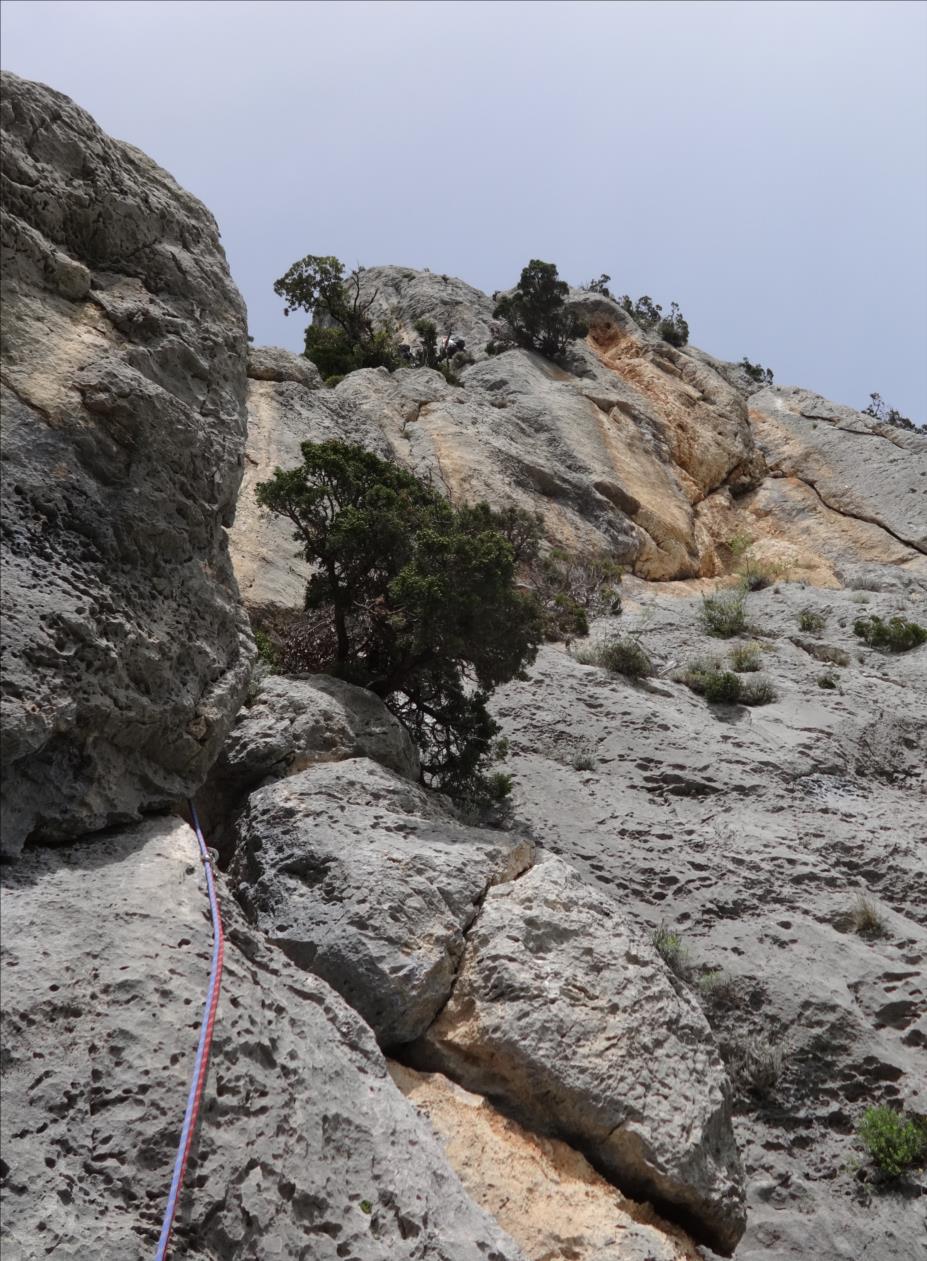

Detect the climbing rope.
xmin=154 ymin=801 xmax=225 ymax=1260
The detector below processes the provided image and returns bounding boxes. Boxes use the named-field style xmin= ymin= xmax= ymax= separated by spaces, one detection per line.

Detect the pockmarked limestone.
xmin=232 ymin=759 xmax=534 ymax=1047
xmin=416 ymin=857 xmax=747 ymax=1256
xmin=0 ymin=72 xmax=253 ymax=855
xmin=0 ymin=818 xmax=527 ymax=1261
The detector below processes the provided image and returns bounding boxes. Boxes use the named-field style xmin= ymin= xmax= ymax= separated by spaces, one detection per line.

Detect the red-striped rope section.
xmin=154 ymin=801 xmax=225 ymax=1260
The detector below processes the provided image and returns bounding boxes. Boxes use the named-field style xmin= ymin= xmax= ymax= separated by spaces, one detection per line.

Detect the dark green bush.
xmin=853 ymin=615 xmax=927 ymax=652
xmin=702 ymin=670 xmax=743 ymax=703
xmin=619 ymin=294 xmax=689 ymax=346
xmin=739 ymin=357 xmax=774 ymax=386
xmin=275 ymin=254 xmax=401 ymax=379
xmin=599 ymin=637 xmax=652 ymax=678
xmin=817 ymin=673 xmax=838 ymax=689
xmin=700 ymin=591 xmax=748 ymax=638
xmin=857 ymin=1107 xmax=926 ymax=1178
xmin=256 ymin=442 xmax=543 ymax=800
xmin=492 ymin=260 xmax=588 ymax=360
xmin=583 ymin=273 xmax=613 ymax=297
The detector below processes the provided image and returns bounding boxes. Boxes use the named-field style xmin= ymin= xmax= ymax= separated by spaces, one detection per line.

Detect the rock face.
xmin=0 ymin=72 xmax=253 ymax=855
xmin=232 ymin=758 xmax=534 ymax=1047
xmin=235 ymin=270 xmax=926 ymax=612
xmin=390 ymin=1063 xmax=702 ymax=1261
xmin=489 ymin=576 xmax=927 ymax=1261
xmin=198 ymin=673 xmax=420 ymax=839
xmin=0 ymin=818 xmax=526 ymax=1261
xmin=745 ymin=386 xmax=927 ymax=568
xmin=416 ymin=857 xmax=746 ymax=1256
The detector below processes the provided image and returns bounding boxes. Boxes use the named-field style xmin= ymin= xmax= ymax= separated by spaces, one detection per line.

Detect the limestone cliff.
xmin=231 ymin=267 xmax=924 ymax=612
xmin=2 ymin=74 xmax=925 ymax=1261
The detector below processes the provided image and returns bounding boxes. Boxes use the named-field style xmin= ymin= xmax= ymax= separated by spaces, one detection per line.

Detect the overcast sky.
xmin=3 ymin=0 xmax=926 ymax=419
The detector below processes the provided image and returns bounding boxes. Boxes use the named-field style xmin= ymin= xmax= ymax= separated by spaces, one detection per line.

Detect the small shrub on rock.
xmin=850 ymin=894 xmax=886 ymax=939
xmin=583 ymin=273 xmax=613 ymax=297
xmin=651 ymin=924 xmax=690 ymax=978
xmin=492 ymin=260 xmax=588 ymax=360
xmin=725 ymin=1035 xmax=787 ymax=1098
xmin=619 ymin=295 xmax=690 ymax=346
xmin=817 ymin=672 xmax=839 ymax=689
xmin=702 ymin=670 xmax=743 ymax=704
xmin=861 ymin=393 xmax=918 ymax=433
xmin=739 ymin=677 xmax=777 ymax=706
xmin=528 ymin=546 xmax=623 ymax=641
xmin=739 ymin=357 xmax=774 ymax=386
xmin=599 ymin=636 xmax=652 ymax=678
xmin=853 ymin=615 xmax=927 ymax=652
xmin=857 ymin=1107 xmax=926 ymax=1178
xmin=798 ymin=609 xmax=827 ymax=633
xmin=736 ymin=555 xmax=789 ymax=590
xmin=700 ymin=591 xmax=748 ymax=638
xmin=729 ymin=642 xmax=762 ymax=672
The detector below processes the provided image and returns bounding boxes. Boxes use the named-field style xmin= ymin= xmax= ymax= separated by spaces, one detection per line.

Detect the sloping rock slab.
xmin=416 ymin=857 xmax=746 ymax=1256
xmin=0 ymin=73 xmax=252 ymax=855
xmin=0 ymin=817 xmax=525 ymax=1261
xmin=232 ymin=760 xmax=534 ymax=1046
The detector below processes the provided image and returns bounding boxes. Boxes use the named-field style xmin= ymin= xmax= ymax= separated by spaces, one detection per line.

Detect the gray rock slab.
xmin=488 ymin=577 xmax=927 ymax=1261
xmin=416 ymin=856 xmax=747 ymax=1256
xmin=232 ymin=759 xmax=534 ymax=1047
xmin=748 ymin=387 xmax=927 ymax=554
xmin=0 ymin=73 xmax=253 ymax=854
xmin=0 ymin=816 xmax=526 ymax=1261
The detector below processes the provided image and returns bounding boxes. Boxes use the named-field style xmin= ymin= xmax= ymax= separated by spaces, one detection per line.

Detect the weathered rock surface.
xmin=198 ymin=673 xmax=419 ymax=839
xmin=0 ymin=72 xmax=253 ymax=855
xmin=247 ymin=343 xmax=322 ymax=389
xmin=745 ymin=386 xmax=927 ymax=570
xmin=232 ymin=759 xmax=534 ymax=1047
xmin=490 ymin=577 xmax=927 ymax=1260
xmin=415 ymin=856 xmax=746 ymax=1255
xmin=236 ymin=272 xmax=926 ymax=612
xmin=390 ymin=1063 xmax=702 ymax=1261
xmin=0 ymin=817 xmax=526 ymax=1261
xmin=349 ymin=264 xmax=497 ymax=357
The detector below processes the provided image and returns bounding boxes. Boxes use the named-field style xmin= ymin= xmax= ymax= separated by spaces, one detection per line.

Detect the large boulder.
xmin=415 ymin=857 xmax=747 ymax=1256
xmin=0 ymin=817 xmax=526 ymax=1261
xmin=0 ymin=73 xmax=253 ymax=855
xmin=198 ymin=673 xmax=420 ymax=838
xmin=232 ymin=759 xmax=534 ymax=1047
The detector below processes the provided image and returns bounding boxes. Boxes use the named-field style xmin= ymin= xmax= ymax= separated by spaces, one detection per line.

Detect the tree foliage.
xmin=861 ymin=392 xmax=918 ymax=432
xmin=583 ymin=273 xmax=613 ymax=298
xmin=255 ymin=442 xmax=544 ymax=798
xmin=739 ymin=357 xmax=774 ymax=386
xmin=492 ymin=260 xmax=588 ymax=360
xmin=619 ymin=294 xmax=690 ymax=347
xmin=274 ymin=255 xmax=400 ymax=379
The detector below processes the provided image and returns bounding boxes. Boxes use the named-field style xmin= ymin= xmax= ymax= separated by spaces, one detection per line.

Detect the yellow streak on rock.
xmin=389 ymin=1062 xmax=700 ymax=1261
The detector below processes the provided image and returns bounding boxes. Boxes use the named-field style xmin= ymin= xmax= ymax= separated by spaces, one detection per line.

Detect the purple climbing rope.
xmin=154 ymin=801 xmax=225 ymax=1260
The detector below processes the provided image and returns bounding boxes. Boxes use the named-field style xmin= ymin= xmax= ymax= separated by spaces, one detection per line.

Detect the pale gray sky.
xmin=3 ymin=0 xmax=926 ymax=419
